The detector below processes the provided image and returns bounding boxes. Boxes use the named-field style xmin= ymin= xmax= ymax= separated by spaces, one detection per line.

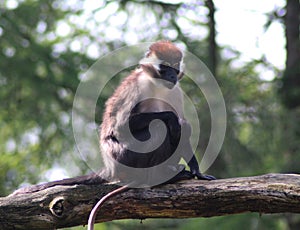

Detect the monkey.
xmin=100 ymin=41 xmax=215 ymax=182
xmin=87 ymin=41 xmax=215 ymax=229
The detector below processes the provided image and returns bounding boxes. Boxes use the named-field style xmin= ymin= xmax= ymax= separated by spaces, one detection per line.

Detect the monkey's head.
xmin=139 ymin=41 xmax=184 ymax=89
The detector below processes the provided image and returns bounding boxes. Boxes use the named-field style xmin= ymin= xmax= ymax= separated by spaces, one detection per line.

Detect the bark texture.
xmin=1 ymin=173 xmax=300 ymax=229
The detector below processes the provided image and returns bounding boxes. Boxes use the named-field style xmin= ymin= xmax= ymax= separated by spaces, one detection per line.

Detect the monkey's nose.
xmin=170 ymin=75 xmax=176 ymax=80
xmin=169 ymin=75 xmax=177 ymax=85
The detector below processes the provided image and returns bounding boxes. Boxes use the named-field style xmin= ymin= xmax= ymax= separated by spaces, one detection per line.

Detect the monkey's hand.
xmin=188 ymin=155 xmax=216 ymax=180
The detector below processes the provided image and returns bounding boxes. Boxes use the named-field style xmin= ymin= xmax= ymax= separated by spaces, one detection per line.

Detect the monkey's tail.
xmin=87 ymin=185 xmax=129 ymax=230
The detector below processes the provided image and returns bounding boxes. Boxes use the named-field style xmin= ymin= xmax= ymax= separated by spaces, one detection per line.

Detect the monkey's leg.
xmin=129 ymin=112 xmax=181 ymax=145
xmin=129 ymin=111 xmax=179 ymax=131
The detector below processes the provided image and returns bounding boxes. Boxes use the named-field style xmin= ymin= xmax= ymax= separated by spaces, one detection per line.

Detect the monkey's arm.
xmin=180 ymin=120 xmax=216 ymax=180
xmin=187 ymin=155 xmax=216 ymax=180
xmin=182 ymin=140 xmax=216 ymax=180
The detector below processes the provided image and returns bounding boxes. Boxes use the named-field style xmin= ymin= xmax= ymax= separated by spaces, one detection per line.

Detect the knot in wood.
xmin=49 ymin=196 xmax=65 ymax=217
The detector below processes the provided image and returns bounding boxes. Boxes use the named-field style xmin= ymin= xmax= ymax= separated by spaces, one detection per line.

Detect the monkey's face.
xmin=139 ymin=43 xmax=184 ymax=89
xmin=158 ymin=64 xmax=179 ymax=89
xmin=140 ymin=63 xmax=181 ymax=89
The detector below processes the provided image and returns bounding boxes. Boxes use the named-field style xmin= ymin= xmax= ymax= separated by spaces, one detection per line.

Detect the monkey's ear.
xmin=177 ymin=62 xmax=185 ymax=80
xmin=177 ymin=72 xmax=184 ymax=80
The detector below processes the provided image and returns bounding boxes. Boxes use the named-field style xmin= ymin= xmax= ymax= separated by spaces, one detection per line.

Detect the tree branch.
xmin=1 ymin=173 xmax=300 ymax=229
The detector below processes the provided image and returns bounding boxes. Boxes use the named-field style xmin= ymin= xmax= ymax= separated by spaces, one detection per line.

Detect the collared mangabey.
xmin=100 ymin=41 xmax=215 ymax=182
xmin=88 ymin=41 xmax=215 ymax=229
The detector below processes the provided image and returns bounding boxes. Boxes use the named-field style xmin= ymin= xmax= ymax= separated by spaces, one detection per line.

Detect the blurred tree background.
xmin=0 ymin=0 xmax=299 ymax=229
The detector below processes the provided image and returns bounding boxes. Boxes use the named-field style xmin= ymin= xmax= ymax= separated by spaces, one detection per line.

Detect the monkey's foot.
xmin=196 ymin=173 xmax=216 ymax=180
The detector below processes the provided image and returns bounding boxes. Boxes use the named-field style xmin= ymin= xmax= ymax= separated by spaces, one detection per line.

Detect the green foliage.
xmin=0 ymin=0 xmax=93 ymax=195
xmin=215 ymin=60 xmax=287 ymax=177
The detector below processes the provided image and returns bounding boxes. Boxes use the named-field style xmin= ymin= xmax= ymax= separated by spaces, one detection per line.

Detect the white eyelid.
xmin=139 ymin=56 xmax=162 ymax=70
